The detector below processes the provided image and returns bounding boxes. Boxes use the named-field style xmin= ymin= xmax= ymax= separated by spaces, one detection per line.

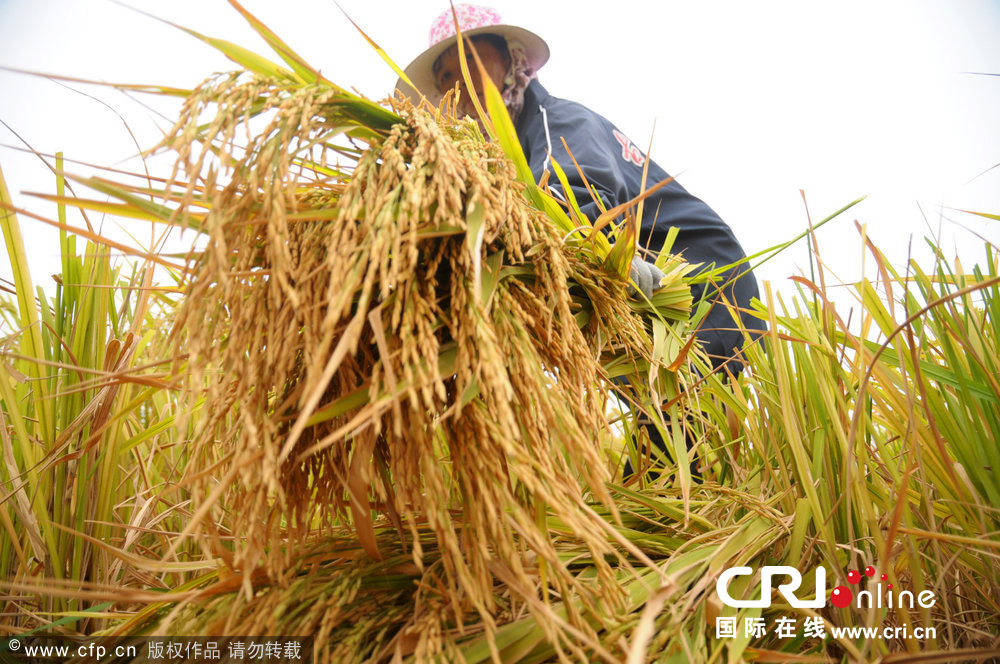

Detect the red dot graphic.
xmin=880 ymin=573 xmax=888 ymax=581
xmin=887 ymin=584 xmax=893 ymax=589
xmin=831 ymin=585 xmax=853 ymax=608
xmin=864 ymin=566 xmax=876 ymax=577
xmin=847 ymin=570 xmax=861 ymax=585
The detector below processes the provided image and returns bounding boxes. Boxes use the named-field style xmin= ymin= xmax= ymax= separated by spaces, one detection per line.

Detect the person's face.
xmin=433 ymin=37 xmax=509 ymax=119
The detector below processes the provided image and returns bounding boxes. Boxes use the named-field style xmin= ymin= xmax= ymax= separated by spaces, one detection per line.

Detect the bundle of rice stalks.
xmin=147 ymin=25 xmax=697 ymax=660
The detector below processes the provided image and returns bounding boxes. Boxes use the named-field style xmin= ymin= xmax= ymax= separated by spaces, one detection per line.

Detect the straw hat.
xmin=395 ymin=4 xmax=550 ymax=104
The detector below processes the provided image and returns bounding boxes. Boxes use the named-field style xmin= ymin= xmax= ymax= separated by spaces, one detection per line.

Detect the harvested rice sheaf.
xmin=166 ymin=73 xmax=694 ymax=659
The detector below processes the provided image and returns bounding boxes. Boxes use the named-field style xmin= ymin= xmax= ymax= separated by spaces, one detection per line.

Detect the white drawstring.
xmin=540 ymin=104 xmax=553 ymax=175
xmin=538 ymin=103 xmax=566 ymax=201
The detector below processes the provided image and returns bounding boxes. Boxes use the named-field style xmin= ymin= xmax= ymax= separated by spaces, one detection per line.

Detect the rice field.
xmin=0 ymin=6 xmax=998 ymax=663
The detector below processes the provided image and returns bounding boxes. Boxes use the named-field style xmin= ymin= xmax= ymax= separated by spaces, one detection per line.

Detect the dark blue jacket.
xmin=515 ymin=80 xmax=765 ymax=369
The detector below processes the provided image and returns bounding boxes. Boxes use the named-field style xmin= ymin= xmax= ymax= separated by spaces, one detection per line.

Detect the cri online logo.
xmin=716 ymin=563 xmax=936 ymax=610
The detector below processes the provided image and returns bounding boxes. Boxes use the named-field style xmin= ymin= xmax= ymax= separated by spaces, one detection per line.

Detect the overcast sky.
xmin=1 ymin=0 xmax=998 ymax=302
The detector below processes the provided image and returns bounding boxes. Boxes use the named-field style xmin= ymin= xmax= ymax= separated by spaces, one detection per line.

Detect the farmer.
xmin=396 ymin=4 xmax=766 ymax=476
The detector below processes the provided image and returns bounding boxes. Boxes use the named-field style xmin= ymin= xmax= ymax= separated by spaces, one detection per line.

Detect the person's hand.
xmin=628 ymin=256 xmax=666 ymax=299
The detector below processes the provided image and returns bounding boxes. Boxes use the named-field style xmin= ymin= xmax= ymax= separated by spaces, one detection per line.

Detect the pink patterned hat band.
xmin=428 ymin=4 xmax=504 ymax=46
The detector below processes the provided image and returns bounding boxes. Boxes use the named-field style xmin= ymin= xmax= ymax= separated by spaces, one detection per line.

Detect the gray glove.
xmin=628 ymin=256 xmax=666 ymax=299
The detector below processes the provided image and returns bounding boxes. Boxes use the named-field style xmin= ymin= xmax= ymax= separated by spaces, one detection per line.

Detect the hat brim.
xmin=395 ymin=24 xmax=549 ymax=106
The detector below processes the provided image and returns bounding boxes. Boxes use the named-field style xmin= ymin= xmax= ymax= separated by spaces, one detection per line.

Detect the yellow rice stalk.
xmin=163 ymin=71 xmax=693 ymax=659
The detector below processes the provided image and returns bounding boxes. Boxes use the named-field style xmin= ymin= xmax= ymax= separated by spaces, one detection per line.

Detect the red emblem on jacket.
xmin=613 ymin=129 xmax=645 ymax=167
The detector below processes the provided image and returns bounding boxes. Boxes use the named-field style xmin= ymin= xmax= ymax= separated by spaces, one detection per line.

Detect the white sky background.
xmin=0 ymin=0 xmax=998 ymax=305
